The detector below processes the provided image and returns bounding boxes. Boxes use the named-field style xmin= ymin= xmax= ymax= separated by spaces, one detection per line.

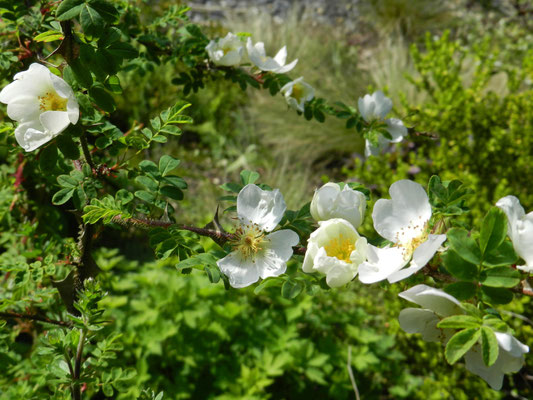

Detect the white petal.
xmin=273 ymin=46 xmax=287 ymax=65
xmin=398 ymin=308 xmax=442 ymax=342
xmin=495 ymin=332 xmax=529 ymax=358
xmin=496 ymin=195 xmax=525 ymax=229
xmin=497 ymin=196 xmax=533 ymax=267
xmin=254 ymin=249 xmax=287 ymax=279
xmin=464 ymin=345 xmax=505 ymax=390
xmin=373 ymin=180 xmax=432 ymax=243
xmin=39 ymin=111 xmax=70 ymax=135
xmin=67 ymin=97 xmax=79 ymax=124
xmin=15 ymin=121 xmax=52 ymax=152
xmin=302 ymin=242 xmax=319 ymax=273
xmin=324 ymin=261 xmax=357 ymax=288
xmin=358 ymin=245 xmax=407 ymax=283
xmin=398 ymin=284 xmax=462 ymax=317
xmin=388 ymin=234 xmax=447 ymax=283
xmin=6 ymin=96 xmax=41 ymax=122
xmin=364 ymin=139 xmax=380 ymax=157
xmin=274 ymin=58 xmax=298 ymax=74
xmin=372 ymin=91 xmax=393 ymax=120
xmin=310 ymin=182 xmax=339 ymax=222
xmin=217 ymin=251 xmax=260 ymax=288
xmin=385 ymin=118 xmax=408 ymax=142
xmin=358 ymin=95 xmax=375 ymax=123
xmin=237 ymin=184 xmax=286 ymax=232
xmin=265 ymin=229 xmax=299 ymax=261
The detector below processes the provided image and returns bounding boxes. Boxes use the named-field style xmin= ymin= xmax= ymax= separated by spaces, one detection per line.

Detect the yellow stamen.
xmin=233 ymin=224 xmax=266 ymax=260
xmin=291 ymin=84 xmax=304 ymax=103
xmin=38 ymin=91 xmax=68 ymax=112
xmin=324 ymin=234 xmax=355 ymax=262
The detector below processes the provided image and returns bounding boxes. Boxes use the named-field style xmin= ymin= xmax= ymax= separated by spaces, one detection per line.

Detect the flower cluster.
xmin=301 ymin=180 xmax=445 ymax=287
xmin=205 ymin=33 xmax=315 ymax=114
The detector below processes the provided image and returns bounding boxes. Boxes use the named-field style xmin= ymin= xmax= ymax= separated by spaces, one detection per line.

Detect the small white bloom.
xmin=303 ymin=218 xmax=367 ymax=288
xmin=217 ymin=184 xmax=299 ymax=288
xmin=0 ymin=63 xmax=79 ymax=152
xmin=398 ymin=284 xmax=529 ymax=390
xmin=280 ymin=77 xmax=314 ymax=112
xmin=246 ymin=38 xmax=298 ymax=74
xmin=310 ymin=183 xmax=366 ymax=230
xmin=496 ymin=195 xmax=533 ymax=273
xmin=357 ymin=90 xmax=407 ymax=157
xmin=205 ymin=33 xmax=245 ymax=66
xmin=358 ymin=180 xmax=446 ymax=283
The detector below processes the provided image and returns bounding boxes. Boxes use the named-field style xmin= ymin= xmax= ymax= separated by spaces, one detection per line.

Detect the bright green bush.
xmin=348 ymin=30 xmax=533 ymax=222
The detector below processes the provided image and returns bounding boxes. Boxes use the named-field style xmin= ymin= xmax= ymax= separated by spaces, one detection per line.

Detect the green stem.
xmin=73 ymin=327 xmax=87 ymax=400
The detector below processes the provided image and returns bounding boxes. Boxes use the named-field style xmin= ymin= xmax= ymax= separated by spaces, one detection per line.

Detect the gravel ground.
xmin=188 ymin=0 xmax=361 ymax=31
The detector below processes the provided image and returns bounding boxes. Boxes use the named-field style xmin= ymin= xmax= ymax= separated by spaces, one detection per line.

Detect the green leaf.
xmin=254 ymin=277 xmax=283 ymax=294
xmin=159 ymin=186 xmax=183 ymax=201
xmin=80 ymin=4 xmax=104 ymax=36
xmin=479 ymin=207 xmax=507 ymax=256
xmin=480 ymin=286 xmax=513 ymax=305
xmin=240 ymin=170 xmax=260 ymax=185
xmin=445 ymin=328 xmax=481 ymax=365
xmin=88 ymin=0 xmax=118 ymax=23
xmin=56 ymin=134 xmax=80 ymax=160
xmin=441 ymin=250 xmax=478 ymax=281
xmin=281 ymin=279 xmax=303 ymax=299
xmin=447 ymin=228 xmax=481 ymax=265
xmin=159 ymin=155 xmax=180 ymax=177
xmin=34 ymin=30 xmax=64 ymax=42
xmin=57 ymin=175 xmax=78 ymax=188
xmin=176 ymin=253 xmax=217 ymax=270
xmin=483 ymin=240 xmax=518 ymax=267
xmin=115 ymin=189 xmax=134 ymax=205
xmin=135 ymin=175 xmax=158 ymax=192
xmin=52 ymin=188 xmax=75 ymax=205
xmin=89 ymin=86 xmax=116 ymax=113
xmin=444 ymin=282 xmax=477 ymax=300
xmin=437 ymin=315 xmax=481 ymax=329
xmin=83 ymin=196 xmax=129 ymax=224
xmin=480 ymin=326 xmax=499 ymax=367
xmin=56 ymin=0 xmax=83 ymax=20
xmin=480 ymin=266 xmax=521 ymax=288
xmin=139 ymin=160 xmax=160 ymax=177
xmin=69 ymin=59 xmax=93 ymax=88
xmin=134 ymin=190 xmax=156 ymax=204
xmin=39 ymin=144 xmax=58 ymax=171
xmin=105 ymin=75 xmax=122 ymax=93
xmin=95 ymin=135 xmax=112 ymax=149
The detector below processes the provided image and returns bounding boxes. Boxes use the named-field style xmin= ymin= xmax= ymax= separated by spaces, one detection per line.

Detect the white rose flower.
xmin=205 ymin=32 xmax=245 ymax=66
xmin=217 ymin=184 xmax=299 ymax=288
xmin=302 ymin=218 xmax=367 ymax=288
xmin=310 ymin=182 xmax=366 ymax=230
xmin=0 ymin=63 xmax=79 ymax=152
xmin=280 ymin=77 xmax=314 ymax=112
xmin=357 ymin=90 xmax=407 ymax=157
xmin=496 ymin=195 xmax=533 ymax=273
xmin=246 ymin=38 xmax=298 ymax=74
xmin=358 ymin=180 xmax=446 ymax=283
xmin=399 ymin=284 xmax=529 ymax=390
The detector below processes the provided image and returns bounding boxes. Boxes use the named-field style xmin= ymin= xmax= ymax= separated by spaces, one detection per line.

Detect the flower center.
xmin=324 ymin=234 xmax=355 ymax=262
xmin=396 ymin=221 xmax=429 ymax=260
xmin=39 ymin=91 xmax=68 ymax=112
xmin=233 ymin=224 xmax=266 ymax=260
xmin=291 ymin=84 xmax=304 ymax=103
